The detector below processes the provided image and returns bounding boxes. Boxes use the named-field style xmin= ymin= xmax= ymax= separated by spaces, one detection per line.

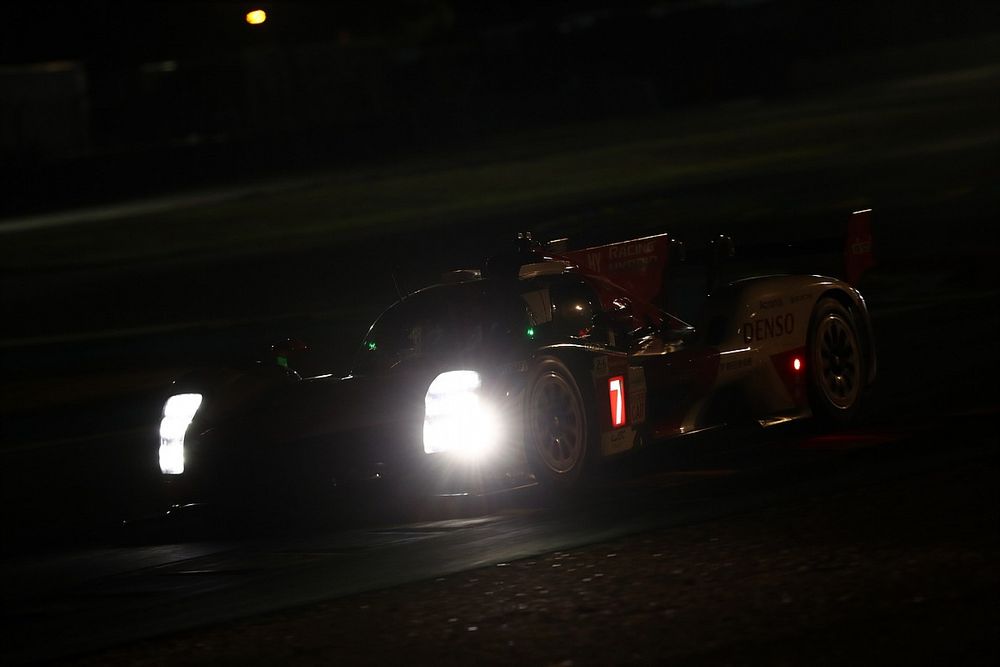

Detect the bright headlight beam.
xmin=423 ymin=371 xmax=500 ymax=459
xmin=158 ymin=393 xmax=202 ymax=475
xmin=163 ymin=393 xmax=202 ymax=419
xmin=427 ymin=370 xmax=481 ymax=394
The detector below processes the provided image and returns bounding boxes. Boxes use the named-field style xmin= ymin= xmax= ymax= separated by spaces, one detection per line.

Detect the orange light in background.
xmin=246 ymin=9 xmax=267 ymax=25
xmin=793 ymin=357 xmax=802 ymax=372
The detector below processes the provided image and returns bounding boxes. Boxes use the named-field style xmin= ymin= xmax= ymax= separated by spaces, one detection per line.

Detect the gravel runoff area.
xmin=74 ymin=439 xmax=998 ymax=666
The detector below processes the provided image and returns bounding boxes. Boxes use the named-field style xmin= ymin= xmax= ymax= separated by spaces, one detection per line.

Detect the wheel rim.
xmin=528 ymin=372 xmax=585 ymax=474
xmin=813 ymin=312 xmax=861 ymax=409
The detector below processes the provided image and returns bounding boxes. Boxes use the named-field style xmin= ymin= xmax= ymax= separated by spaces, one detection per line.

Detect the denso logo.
xmin=742 ymin=313 xmax=794 ymax=343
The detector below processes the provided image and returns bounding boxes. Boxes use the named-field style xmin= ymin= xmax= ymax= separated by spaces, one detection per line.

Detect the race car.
xmin=156 ymin=211 xmax=876 ymax=500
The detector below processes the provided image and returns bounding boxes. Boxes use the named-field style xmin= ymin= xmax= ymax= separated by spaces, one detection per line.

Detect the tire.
xmin=523 ymin=358 xmax=595 ymax=490
xmin=807 ymin=297 xmax=865 ymax=426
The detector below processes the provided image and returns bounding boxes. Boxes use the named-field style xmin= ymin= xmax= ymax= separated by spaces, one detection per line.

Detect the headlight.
xmin=423 ymin=371 xmax=500 ymax=460
xmin=158 ymin=393 xmax=202 ymax=475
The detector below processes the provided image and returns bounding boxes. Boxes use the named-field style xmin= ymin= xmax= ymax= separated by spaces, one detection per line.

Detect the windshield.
xmin=352 ymin=283 xmax=531 ymax=374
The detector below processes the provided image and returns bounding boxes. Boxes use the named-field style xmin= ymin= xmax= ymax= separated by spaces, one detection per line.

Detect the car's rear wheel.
xmin=524 ymin=358 xmax=593 ymax=489
xmin=807 ymin=297 xmax=864 ymax=425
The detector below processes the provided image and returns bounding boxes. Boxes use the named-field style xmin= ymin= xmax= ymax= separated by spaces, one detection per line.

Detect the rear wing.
xmin=706 ymin=208 xmax=876 ymax=288
xmin=540 ymin=208 xmax=875 ymax=303
xmin=476 ymin=209 xmax=875 ymax=312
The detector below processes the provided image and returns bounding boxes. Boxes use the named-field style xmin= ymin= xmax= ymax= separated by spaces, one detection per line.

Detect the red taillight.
xmin=608 ymin=376 xmax=626 ymax=427
xmin=793 ymin=357 xmax=802 ymax=372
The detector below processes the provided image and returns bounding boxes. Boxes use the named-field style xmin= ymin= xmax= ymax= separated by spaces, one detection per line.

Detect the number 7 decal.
xmin=608 ymin=376 xmax=626 ymax=427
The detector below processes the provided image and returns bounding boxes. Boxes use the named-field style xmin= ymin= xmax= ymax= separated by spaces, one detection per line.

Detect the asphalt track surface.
xmin=1 ymin=39 xmax=999 ymax=664
xmin=73 ymin=425 xmax=998 ymax=666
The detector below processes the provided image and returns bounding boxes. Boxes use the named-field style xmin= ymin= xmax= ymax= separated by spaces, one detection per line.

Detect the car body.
xmin=157 ymin=219 xmax=876 ymax=501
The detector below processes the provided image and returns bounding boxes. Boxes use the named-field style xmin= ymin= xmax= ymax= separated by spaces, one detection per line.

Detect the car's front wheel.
xmin=524 ymin=358 xmax=594 ymax=490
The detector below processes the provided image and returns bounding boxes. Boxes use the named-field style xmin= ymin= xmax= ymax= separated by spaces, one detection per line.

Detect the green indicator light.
xmin=526 ymin=327 xmax=535 ymax=339
xmin=367 ymin=341 xmax=377 ymax=351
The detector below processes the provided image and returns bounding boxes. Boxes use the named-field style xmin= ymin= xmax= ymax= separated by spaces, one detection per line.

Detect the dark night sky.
xmin=0 ymin=0 xmax=561 ymax=64
xmin=4 ymin=1 xmax=998 ymax=67
xmin=1 ymin=1 xmax=446 ymax=64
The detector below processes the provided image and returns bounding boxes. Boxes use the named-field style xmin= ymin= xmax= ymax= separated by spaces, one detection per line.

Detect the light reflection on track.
xmin=4 ymin=406 xmax=993 ymax=664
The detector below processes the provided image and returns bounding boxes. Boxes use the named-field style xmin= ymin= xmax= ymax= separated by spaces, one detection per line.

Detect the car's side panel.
xmin=631 ymin=341 xmax=721 ymax=439
xmin=704 ymin=274 xmax=874 ymax=423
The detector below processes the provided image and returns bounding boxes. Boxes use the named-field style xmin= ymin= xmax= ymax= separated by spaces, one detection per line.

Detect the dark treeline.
xmin=2 ymin=0 xmax=997 ymax=215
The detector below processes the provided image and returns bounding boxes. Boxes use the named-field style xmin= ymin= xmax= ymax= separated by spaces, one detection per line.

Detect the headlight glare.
xmin=423 ymin=371 xmax=500 ymax=460
xmin=163 ymin=393 xmax=203 ymax=419
xmin=158 ymin=393 xmax=202 ymax=475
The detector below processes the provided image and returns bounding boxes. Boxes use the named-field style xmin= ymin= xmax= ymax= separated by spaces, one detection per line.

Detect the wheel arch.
xmin=818 ymin=287 xmax=877 ymax=388
xmin=522 ymin=346 xmax=607 ymax=488
xmin=529 ymin=344 xmax=613 ymax=393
